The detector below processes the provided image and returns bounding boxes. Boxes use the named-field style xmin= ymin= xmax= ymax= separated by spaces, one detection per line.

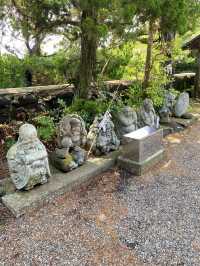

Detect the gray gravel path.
xmin=117 ymin=124 xmax=200 ymax=265
xmin=1 ymin=122 xmax=200 ymax=265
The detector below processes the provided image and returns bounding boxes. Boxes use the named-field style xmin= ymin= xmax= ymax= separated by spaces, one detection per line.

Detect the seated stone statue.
xmin=159 ymin=91 xmax=176 ymax=122
xmin=113 ymin=106 xmax=138 ymax=139
xmin=87 ymin=112 xmax=120 ymax=155
xmin=7 ymin=123 xmax=51 ymax=191
xmin=51 ymin=114 xmax=87 ymax=172
xmin=138 ymin=98 xmax=160 ymax=129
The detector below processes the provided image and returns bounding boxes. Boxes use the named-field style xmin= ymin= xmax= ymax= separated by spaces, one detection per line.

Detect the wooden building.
xmin=183 ymin=34 xmax=200 ymax=97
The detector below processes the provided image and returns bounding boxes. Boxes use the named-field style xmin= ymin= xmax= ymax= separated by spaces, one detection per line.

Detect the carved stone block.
xmin=118 ymin=126 xmax=164 ymax=175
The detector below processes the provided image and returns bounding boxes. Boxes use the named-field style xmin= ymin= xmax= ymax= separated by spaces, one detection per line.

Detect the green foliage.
xmin=58 ymin=98 xmax=109 ymax=128
xmin=146 ymin=84 xmax=164 ymax=108
xmin=4 ymin=137 xmax=16 ymax=152
xmin=0 ymin=47 xmax=80 ymax=88
xmin=168 ymin=88 xmax=180 ymax=98
xmin=172 ymin=35 xmax=196 ymax=73
xmin=124 ymin=82 xmax=144 ymax=108
xmin=99 ymin=41 xmax=145 ymax=80
xmin=23 ymin=53 xmax=71 ymax=85
xmin=127 ymin=0 xmax=200 ymax=35
xmin=146 ymin=61 xmax=169 ymax=108
xmin=7 ymin=0 xmax=73 ymax=56
xmin=0 ymin=55 xmax=25 ymax=88
xmin=33 ymin=115 xmax=56 ymax=141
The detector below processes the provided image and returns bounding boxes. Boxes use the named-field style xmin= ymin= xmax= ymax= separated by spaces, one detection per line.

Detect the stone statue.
xmin=159 ymin=91 xmax=176 ymax=122
xmin=114 ymin=106 xmax=138 ymax=139
xmin=51 ymin=114 xmax=87 ymax=172
xmin=6 ymin=123 xmax=51 ymax=190
xmin=87 ymin=112 xmax=120 ymax=155
xmin=174 ymin=92 xmax=189 ymax=118
xmin=138 ymin=99 xmax=160 ymax=129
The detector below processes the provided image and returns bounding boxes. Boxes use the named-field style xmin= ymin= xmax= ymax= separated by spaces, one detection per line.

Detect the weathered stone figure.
xmin=51 ymin=114 xmax=87 ymax=172
xmin=138 ymin=98 xmax=160 ymax=129
xmin=87 ymin=112 xmax=120 ymax=155
xmin=159 ymin=91 xmax=176 ymax=122
xmin=174 ymin=92 xmax=189 ymax=117
xmin=7 ymin=123 xmax=51 ymax=190
xmin=114 ymin=106 xmax=138 ymax=139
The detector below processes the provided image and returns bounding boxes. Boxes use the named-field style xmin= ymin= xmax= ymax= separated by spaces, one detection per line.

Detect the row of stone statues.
xmin=6 ymin=93 xmax=189 ymax=191
xmin=114 ymin=99 xmax=160 ymax=140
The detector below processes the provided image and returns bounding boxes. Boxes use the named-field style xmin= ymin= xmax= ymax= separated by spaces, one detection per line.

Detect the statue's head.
xmin=143 ymin=99 xmax=154 ymax=113
xmin=59 ymin=114 xmax=87 ymax=148
xmin=123 ymin=106 xmax=133 ymax=117
xmin=117 ymin=106 xmax=137 ymax=126
xmin=70 ymin=118 xmax=82 ymax=135
xmin=18 ymin=124 xmax=38 ymax=143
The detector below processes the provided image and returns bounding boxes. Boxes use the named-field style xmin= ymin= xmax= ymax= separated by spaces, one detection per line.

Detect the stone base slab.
xmin=171 ymin=117 xmax=198 ymax=128
xmin=118 ymin=149 xmax=164 ymax=176
xmin=2 ymin=151 xmax=120 ymax=218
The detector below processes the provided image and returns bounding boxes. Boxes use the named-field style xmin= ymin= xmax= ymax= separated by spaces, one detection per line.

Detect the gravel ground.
xmin=117 ymin=124 xmax=200 ymax=265
xmin=1 ymin=122 xmax=200 ymax=265
xmin=0 ymin=170 xmax=141 ymax=266
xmin=0 ymin=142 xmax=9 ymax=180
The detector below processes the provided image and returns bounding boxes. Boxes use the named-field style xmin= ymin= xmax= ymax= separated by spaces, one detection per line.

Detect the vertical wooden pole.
xmin=143 ymin=19 xmax=155 ymax=91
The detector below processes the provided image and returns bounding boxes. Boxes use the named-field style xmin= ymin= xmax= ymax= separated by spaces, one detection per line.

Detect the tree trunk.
xmin=194 ymin=50 xmax=200 ymax=98
xmin=78 ymin=6 xmax=97 ymax=99
xmin=25 ymin=35 xmax=43 ymax=57
xmin=143 ymin=19 xmax=155 ymax=91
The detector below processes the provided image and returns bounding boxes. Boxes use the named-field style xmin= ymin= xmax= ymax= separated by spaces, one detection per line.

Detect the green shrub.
xmin=98 ymin=41 xmax=145 ymax=81
xmin=33 ymin=115 xmax=56 ymax=141
xmin=0 ymin=55 xmax=25 ymax=88
xmin=124 ymin=82 xmax=144 ymax=108
xmin=146 ymin=55 xmax=171 ymax=108
xmin=58 ymin=98 xmax=109 ymax=128
xmin=0 ymin=46 xmax=80 ymax=89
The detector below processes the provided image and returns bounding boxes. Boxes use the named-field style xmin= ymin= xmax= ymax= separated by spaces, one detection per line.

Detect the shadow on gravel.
xmin=116 ymin=170 xmax=133 ymax=194
xmin=0 ymin=201 xmax=13 ymax=228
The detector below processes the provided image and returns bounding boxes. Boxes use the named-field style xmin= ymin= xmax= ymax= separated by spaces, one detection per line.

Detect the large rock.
xmin=6 ymin=124 xmax=51 ymax=190
xmin=174 ymin=92 xmax=189 ymax=117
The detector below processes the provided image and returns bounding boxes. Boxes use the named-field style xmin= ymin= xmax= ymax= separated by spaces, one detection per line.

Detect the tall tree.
xmin=124 ymin=0 xmax=200 ymax=90
xmin=7 ymin=0 xmax=78 ymax=56
xmin=6 ymin=0 xmax=120 ymax=98
xmin=77 ymin=0 xmax=114 ymax=98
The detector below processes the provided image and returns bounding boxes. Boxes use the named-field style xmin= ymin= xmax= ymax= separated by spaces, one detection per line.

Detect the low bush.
xmin=33 ymin=115 xmax=56 ymax=142
xmin=58 ymin=98 xmax=109 ymax=129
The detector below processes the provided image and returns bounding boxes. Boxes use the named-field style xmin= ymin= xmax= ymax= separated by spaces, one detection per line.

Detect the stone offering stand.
xmin=118 ymin=127 xmax=164 ymax=175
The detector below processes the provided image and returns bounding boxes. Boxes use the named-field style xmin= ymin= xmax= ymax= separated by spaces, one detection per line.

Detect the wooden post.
xmin=143 ymin=19 xmax=155 ymax=91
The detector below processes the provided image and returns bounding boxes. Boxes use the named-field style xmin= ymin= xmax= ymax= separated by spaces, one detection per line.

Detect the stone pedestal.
xmin=118 ymin=126 xmax=164 ymax=175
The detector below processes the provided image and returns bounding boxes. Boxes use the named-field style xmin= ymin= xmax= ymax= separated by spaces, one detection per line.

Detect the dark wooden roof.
xmin=182 ymin=33 xmax=200 ymax=50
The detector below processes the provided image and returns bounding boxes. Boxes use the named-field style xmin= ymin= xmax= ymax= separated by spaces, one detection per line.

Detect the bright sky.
xmin=0 ymin=22 xmax=63 ymax=58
